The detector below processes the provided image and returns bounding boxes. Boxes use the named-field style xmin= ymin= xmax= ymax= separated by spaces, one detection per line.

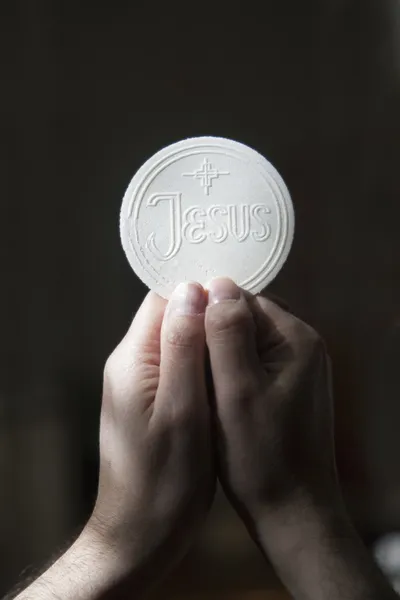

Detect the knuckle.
xmin=156 ymin=403 xmax=195 ymax=432
xmin=165 ymin=317 xmax=203 ymax=350
xmin=303 ymin=325 xmax=325 ymax=353
xmin=287 ymin=316 xmax=320 ymax=345
xmin=291 ymin=319 xmax=327 ymax=361
xmin=282 ymin=315 xmax=328 ymax=364
xmin=225 ymin=371 xmax=260 ymax=402
xmin=309 ymin=333 xmax=328 ymax=364
xmin=103 ymin=351 xmax=118 ymax=381
xmin=102 ymin=347 xmax=138 ymax=398
xmin=206 ymin=301 xmax=254 ymax=340
xmin=103 ymin=346 xmax=128 ymax=383
xmin=170 ymin=406 xmax=194 ymax=429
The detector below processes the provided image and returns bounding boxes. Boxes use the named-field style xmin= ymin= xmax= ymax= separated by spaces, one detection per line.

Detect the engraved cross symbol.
xmin=182 ymin=158 xmax=230 ymax=195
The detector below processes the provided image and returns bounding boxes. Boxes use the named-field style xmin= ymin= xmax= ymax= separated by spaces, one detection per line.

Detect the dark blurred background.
xmin=1 ymin=1 xmax=400 ymax=598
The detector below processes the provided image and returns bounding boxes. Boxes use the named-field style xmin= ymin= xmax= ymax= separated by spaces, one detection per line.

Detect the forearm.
xmin=256 ymin=494 xmax=397 ymax=600
xmin=7 ymin=526 xmax=148 ymax=600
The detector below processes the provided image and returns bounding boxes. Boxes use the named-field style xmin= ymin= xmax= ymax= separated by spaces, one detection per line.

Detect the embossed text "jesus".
xmin=144 ymin=193 xmax=272 ymax=262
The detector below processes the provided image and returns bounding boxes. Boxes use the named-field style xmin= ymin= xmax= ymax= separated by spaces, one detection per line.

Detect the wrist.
xmin=84 ymin=511 xmax=186 ymax=596
xmin=253 ymin=491 xmax=396 ymax=600
xmin=79 ymin=520 xmax=157 ymax=597
xmin=254 ymin=486 xmax=349 ymax=557
xmin=14 ymin=525 xmax=145 ymax=600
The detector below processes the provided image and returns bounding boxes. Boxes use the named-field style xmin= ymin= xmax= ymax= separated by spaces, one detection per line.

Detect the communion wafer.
xmin=120 ymin=136 xmax=294 ymax=298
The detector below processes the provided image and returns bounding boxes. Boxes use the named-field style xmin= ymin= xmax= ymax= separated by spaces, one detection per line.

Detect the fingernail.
xmin=207 ymin=277 xmax=241 ymax=305
xmin=168 ymin=282 xmax=207 ymax=315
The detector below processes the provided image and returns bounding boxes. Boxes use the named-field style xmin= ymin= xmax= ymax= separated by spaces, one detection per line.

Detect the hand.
xmin=205 ymin=277 xmax=396 ymax=600
xmin=90 ymin=283 xmax=215 ymax=587
xmin=14 ymin=283 xmax=215 ymax=600
xmin=205 ymin=277 xmax=336 ymax=522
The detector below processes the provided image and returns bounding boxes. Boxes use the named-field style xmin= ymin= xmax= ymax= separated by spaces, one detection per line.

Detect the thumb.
xmin=205 ymin=278 xmax=262 ymax=406
xmin=154 ymin=282 xmax=208 ymax=421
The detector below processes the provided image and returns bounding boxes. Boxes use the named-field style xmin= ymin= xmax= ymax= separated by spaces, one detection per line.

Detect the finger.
xmin=250 ymin=294 xmax=290 ymax=333
xmin=205 ymin=278 xmax=262 ymax=403
xmin=252 ymin=294 xmax=310 ymax=343
xmin=106 ymin=291 xmax=167 ymax=374
xmin=103 ymin=292 xmax=168 ymax=415
xmin=120 ymin=291 xmax=167 ymax=354
xmin=258 ymin=291 xmax=290 ymax=312
xmin=249 ymin=295 xmax=320 ymax=374
xmin=246 ymin=295 xmax=294 ymax=369
xmin=243 ymin=289 xmax=290 ymax=312
xmin=154 ymin=282 xmax=208 ymax=421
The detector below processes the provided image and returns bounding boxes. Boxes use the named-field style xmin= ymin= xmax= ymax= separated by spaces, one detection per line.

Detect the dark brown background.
xmin=1 ymin=1 xmax=400 ymax=597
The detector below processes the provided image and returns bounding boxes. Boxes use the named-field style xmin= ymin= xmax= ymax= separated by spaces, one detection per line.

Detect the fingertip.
xmin=253 ymin=294 xmax=289 ymax=319
xmin=167 ymin=281 xmax=207 ymax=316
xmin=206 ymin=277 xmax=241 ymax=305
xmin=122 ymin=290 xmax=167 ymax=346
xmin=205 ymin=278 xmax=255 ymax=335
xmin=258 ymin=290 xmax=290 ymax=312
xmin=133 ymin=290 xmax=168 ymax=324
xmin=145 ymin=290 xmax=169 ymax=311
xmin=161 ymin=282 xmax=207 ymax=355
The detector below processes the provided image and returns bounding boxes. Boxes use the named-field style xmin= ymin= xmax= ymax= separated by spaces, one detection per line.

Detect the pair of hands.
xmin=14 ymin=277 xmax=398 ymax=600
xmin=88 ymin=277 xmax=337 ymax=593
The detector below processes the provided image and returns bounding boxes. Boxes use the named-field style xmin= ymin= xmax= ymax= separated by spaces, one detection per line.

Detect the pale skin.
xmin=5 ymin=278 xmax=397 ymax=600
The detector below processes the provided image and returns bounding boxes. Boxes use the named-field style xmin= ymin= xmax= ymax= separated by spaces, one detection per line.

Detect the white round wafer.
xmin=120 ymin=136 xmax=294 ymax=298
